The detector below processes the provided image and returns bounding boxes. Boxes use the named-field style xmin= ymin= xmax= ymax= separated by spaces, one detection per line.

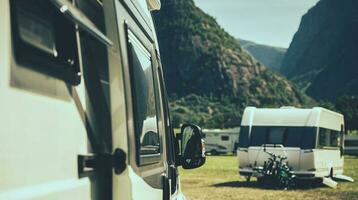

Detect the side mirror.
xmin=179 ymin=124 xmax=205 ymax=169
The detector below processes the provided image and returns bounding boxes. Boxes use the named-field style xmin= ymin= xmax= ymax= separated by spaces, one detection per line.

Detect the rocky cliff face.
xmin=153 ymin=0 xmax=313 ymax=128
xmin=281 ymin=0 xmax=358 ymax=100
xmin=239 ymin=39 xmax=286 ymax=72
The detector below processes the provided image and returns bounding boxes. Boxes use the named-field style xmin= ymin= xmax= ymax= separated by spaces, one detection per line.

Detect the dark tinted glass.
xmin=267 ymin=127 xmax=285 ymax=144
xmin=345 ymin=140 xmax=358 ymax=146
xmin=239 ymin=126 xmax=249 ymax=148
xmin=319 ymin=128 xmax=328 ymax=147
xmin=221 ymin=135 xmax=229 ymax=141
xmin=240 ymin=126 xmax=317 ymax=149
xmin=284 ymin=128 xmax=303 ymax=147
xmin=11 ymin=0 xmax=80 ymax=84
xmin=318 ymin=128 xmax=341 ymax=148
xmin=128 ymin=30 xmax=160 ymax=164
xmin=250 ymin=127 xmax=267 ymax=146
xmin=330 ymin=131 xmax=340 ymax=147
xmin=300 ymin=127 xmax=317 ymax=149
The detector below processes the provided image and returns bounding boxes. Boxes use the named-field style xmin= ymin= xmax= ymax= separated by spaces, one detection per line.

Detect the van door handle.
xmin=78 ymin=148 xmax=126 ymax=178
xmin=50 ymin=0 xmax=113 ymax=47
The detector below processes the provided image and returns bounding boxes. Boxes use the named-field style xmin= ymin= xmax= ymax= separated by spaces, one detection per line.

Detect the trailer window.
xmin=267 ymin=128 xmax=285 ymax=144
xmin=330 ymin=131 xmax=340 ymax=147
xmin=318 ymin=128 xmax=340 ymax=148
xmin=298 ymin=127 xmax=316 ymax=149
xmin=221 ymin=135 xmax=230 ymax=141
xmin=250 ymin=127 xmax=266 ymax=146
xmin=127 ymin=30 xmax=160 ymax=165
xmin=238 ymin=126 xmax=249 ymax=148
xmin=241 ymin=126 xmax=316 ymax=149
xmin=284 ymin=128 xmax=302 ymax=147
xmin=345 ymin=140 xmax=358 ymax=147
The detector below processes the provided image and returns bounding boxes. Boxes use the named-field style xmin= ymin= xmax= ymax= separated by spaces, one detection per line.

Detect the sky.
xmin=194 ymin=0 xmax=320 ymax=48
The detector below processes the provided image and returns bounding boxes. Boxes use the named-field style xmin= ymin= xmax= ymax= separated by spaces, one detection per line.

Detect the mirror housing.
xmin=147 ymin=0 xmax=161 ymax=11
xmin=177 ymin=124 xmax=206 ymax=169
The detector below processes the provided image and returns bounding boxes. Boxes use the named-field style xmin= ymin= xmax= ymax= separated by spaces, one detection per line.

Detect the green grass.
xmin=179 ymin=156 xmax=358 ymax=200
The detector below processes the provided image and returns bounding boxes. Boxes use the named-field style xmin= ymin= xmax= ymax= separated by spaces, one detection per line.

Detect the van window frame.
xmin=117 ymin=0 xmax=166 ymax=190
xmin=126 ymin=26 xmax=163 ymax=166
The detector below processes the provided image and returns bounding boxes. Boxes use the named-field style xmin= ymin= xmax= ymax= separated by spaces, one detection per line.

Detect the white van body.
xmin=0 ymin=0 xmax=199 ymax=199
xmin=344 ymin=135 xmax=358 ymax=155
xmin=203 ymin=128 xmax=240 ymax=155
xmin=238 ymin=107 xmax=345 ymax=179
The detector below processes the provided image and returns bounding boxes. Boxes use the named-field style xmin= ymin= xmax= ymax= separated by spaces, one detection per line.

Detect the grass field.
xmin=179 ymin=156 xmax=358 ymax=200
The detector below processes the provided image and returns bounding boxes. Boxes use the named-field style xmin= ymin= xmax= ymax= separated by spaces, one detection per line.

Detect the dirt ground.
xmin=179 ymin=156 xmax=358 ymax=200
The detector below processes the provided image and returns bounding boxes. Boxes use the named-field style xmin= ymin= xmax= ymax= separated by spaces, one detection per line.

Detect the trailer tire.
xmin=210 ymin=150 xmax=218 ymax=155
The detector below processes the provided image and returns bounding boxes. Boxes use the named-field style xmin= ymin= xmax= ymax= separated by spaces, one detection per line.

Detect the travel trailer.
xmin=0 ymin=0 xmax=206 ymax=199
xmin=202 ymin=128 xmax=240 ymax=155
xmin=238 ymin=107 xmax=345 ymax=180
xmin=344 ymin=135 xmax=358 ymax=155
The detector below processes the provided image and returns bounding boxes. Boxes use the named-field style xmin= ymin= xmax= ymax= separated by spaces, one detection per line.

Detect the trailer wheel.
xmin=210 ymin=150 xmax=218 ymax=155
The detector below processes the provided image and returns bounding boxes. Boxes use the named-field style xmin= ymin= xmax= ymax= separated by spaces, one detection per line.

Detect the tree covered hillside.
xmin=281 ymin=0 xmax=358 ymax=100
xmin=154 ymin=0 xmax=313 ymax=128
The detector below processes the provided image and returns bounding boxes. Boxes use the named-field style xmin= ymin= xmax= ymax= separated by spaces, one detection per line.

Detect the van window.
xmin=10 ymin=0 xmax=80 ymax=85
xmin=221 ymin=135 xmax=229 ymax=141
xmin=77 ymin=0 xmax=112 ymax=153
xmin=127 ymin=30 xmax=160 ymax=165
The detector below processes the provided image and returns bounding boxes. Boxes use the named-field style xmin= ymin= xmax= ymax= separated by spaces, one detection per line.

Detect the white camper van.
xmin=238 ymin=107 xmax=345 ymax=180
xmin=0 ymin=0 xmax=206 ymax=200
xmin=203 ymin=128 xmax=240 ymax=155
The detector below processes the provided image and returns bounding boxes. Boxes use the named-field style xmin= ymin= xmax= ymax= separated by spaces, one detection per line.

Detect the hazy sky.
xmin=194 ymin=0 xmax=320 ymax=48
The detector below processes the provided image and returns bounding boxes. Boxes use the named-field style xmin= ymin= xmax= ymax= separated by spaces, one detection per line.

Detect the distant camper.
xmin=344 ymin=135 xmax=358 ymax=155
xmin=238 ymin=107 xmax=345 ymax=180
xmin=203 ymin=128 xmax=240 ymax=155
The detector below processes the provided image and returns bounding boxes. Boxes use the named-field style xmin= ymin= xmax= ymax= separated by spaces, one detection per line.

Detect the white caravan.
xmin=238 ymin=107 xmax=345 ymax=180
xmin=0 ymin=0 xmax=206 ymax=200
xmin=344 ymin=135 xmax=358 ymax=155
xmin=203 ymin=128 xmax=240 ymax=155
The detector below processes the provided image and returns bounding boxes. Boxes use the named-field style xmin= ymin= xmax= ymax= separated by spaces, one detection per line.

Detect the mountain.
xmin=239 ymin=39 xmax=286 ymax=72
xmin=281 ymin=0 xmax=358 ymax=100
xmin=153 ymin=0 xmax=314 ymax=128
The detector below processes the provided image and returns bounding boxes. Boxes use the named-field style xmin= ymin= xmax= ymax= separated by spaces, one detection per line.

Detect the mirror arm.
xmin=175 ymin=133 xmax=182 ymax=166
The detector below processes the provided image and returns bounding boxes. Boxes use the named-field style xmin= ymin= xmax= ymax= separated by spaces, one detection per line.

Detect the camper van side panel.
xmin=0 ymin=1 xmax=91 ymax=199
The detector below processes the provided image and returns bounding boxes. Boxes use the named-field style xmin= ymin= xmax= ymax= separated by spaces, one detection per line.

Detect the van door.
xmin=0 ymin=0 xmax=111 ymax=199
xmin=110 ymin=0 xmax=167 ymax=199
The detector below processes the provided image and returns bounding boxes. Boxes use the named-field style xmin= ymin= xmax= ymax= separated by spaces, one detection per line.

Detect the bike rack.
xmin=253 ymin=144 xmax=288 ymax=167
